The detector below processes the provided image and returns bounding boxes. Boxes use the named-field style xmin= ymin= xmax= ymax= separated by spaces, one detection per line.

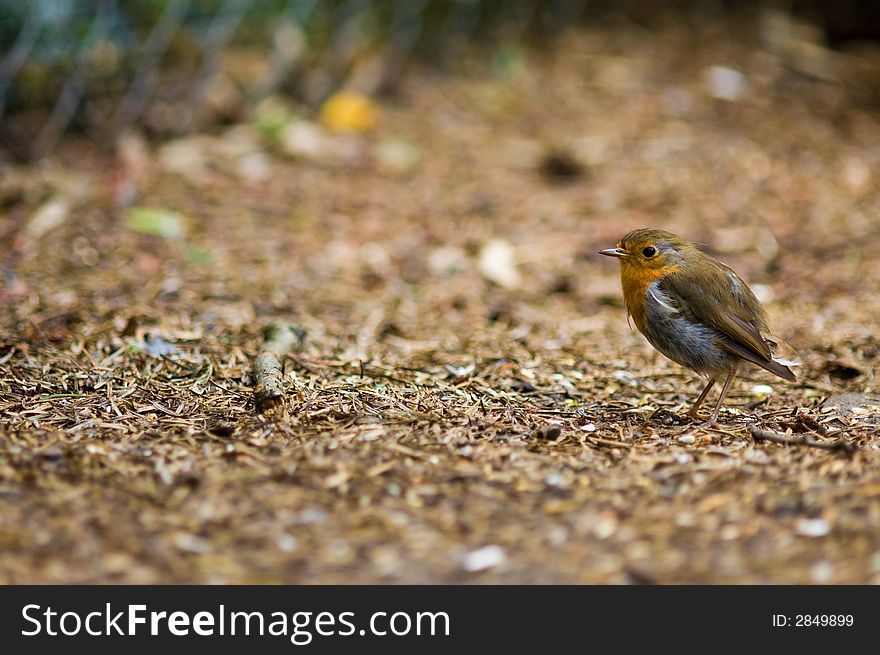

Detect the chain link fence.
xmin=0 ymin=0 xmax=597 ymax=160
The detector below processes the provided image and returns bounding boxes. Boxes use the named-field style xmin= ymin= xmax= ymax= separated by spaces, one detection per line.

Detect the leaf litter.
xmin=2 ymin=16 xmax=880 ymax=583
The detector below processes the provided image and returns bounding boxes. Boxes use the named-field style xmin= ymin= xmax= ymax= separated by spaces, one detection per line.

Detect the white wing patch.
xmin=647 ymin=284 xmax=679 ymax=315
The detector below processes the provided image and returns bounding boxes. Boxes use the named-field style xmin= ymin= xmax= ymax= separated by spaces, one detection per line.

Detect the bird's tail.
xmin=763 ymin=331 xmax=800 ymax=381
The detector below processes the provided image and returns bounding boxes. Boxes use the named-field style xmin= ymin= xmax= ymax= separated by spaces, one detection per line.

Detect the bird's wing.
xmin=658 ymin=263 xmax=796 ymax=381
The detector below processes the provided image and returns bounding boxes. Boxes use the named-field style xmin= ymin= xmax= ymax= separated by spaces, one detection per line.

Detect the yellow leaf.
xmin=319 ymin=91 xmax=378 ymax=133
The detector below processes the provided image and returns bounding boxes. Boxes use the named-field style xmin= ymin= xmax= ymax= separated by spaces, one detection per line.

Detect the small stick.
xmin=748 ymin=425 xmax=857 ymax=453
xmin=588 ymin=436 xmax=633 ymax=449
xmin=253 ymin=324 xmax=306 ymax=413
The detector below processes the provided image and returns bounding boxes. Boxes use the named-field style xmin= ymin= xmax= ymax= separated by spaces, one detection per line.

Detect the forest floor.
xmin=2 ymin=12 xmax=880 ymax=583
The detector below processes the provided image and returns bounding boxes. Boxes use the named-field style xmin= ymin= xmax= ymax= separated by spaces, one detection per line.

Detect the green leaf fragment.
xmin=124 ymin=207 xmax=188 ymax=239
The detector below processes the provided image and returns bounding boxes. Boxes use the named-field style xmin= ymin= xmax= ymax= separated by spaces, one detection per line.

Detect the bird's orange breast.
xmin=620 ymin=263 xmax=680 ymax=333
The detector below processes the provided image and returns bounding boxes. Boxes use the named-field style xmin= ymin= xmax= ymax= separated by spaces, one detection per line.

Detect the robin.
xmin=599 ymin=228 xmax=799 ymax=426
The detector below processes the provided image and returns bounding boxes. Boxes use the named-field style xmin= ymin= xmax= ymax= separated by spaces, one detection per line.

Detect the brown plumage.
xmin=600 ymin=228 xmax=799 ymax=426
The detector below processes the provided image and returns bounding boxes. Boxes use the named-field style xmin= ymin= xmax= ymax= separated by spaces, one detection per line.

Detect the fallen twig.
xmin=252 ymin=323 xmax=306 ymax=413
xmin=748 ymin=425 xmax=857 ymax=453
xmin=588 ymin=436 xmax=633 ymax=449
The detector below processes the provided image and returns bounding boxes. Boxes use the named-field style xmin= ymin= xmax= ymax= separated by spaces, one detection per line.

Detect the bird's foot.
xmin=687 ymin=412 xmax=720 ymax=430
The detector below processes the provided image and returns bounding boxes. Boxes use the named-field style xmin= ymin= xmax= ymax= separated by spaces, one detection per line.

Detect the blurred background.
xmin=2 ymin=1 xmax=880 ymax=584
xmin=2 ymin=0 xmax=880 ymax=160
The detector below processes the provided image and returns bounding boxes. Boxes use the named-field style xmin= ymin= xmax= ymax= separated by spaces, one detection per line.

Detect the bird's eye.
xmin=642 ymin=246 xmax=657 ymax=258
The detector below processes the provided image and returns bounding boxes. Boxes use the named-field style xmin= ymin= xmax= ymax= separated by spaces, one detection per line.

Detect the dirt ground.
xmin=2 ymin=13 xmax=880 ymax=584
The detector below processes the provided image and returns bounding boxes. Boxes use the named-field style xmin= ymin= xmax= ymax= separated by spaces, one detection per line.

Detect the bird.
xmin=599 ymin=228 xmax=799 ymax=426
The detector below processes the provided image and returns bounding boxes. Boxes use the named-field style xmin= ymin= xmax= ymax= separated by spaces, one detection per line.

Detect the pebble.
xmin=810 ymin=561 xmax=834 ymax=583
xmin=796 ymin=518 xmax=830 ymax=538
xmin=544 ymin=473 xmax=567 ymax=488
xmin=593 ymin=513 xmax=618 ymax=540
xmin=705 ymin=66 xmax=747 ymax=101
xmin=678 ymin=434 xmax=696 ymax=444
xmin=478 ymin=239 xmax=521 ymax=289
xmin=174 ymin=532 xmax=211 ymax=554
xmin=462 ymin=545 xmax=506 ymax=572
xmin=276 ymin=534 xmax=299 ymax=553
xmin=751 ymin=384 xmax=774 ymax=397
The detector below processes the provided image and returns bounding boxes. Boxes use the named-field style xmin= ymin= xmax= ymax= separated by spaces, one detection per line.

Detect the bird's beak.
xmin=599 ymin=247 xmax=627 ymax=258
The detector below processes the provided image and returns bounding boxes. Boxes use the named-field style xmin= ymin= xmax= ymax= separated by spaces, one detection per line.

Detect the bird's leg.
xmin=702 ymin=364 xmax=738 ymax=428
xmin=687 ymin=379 xmax=715 ymax=419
